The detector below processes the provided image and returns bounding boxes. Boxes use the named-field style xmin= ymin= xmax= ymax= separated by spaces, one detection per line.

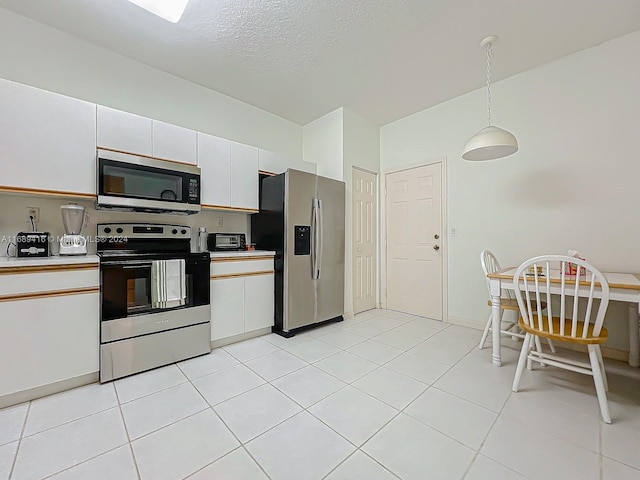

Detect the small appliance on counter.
xmin=16 ymin=232 xmax=51 ymax=257
xmin=207 ymin=233 xmax=246 ymax=251
xmin=59 ymin=203 xmax=88 ymax=255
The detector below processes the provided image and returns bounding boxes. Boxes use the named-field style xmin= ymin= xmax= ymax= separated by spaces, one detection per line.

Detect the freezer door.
xmin=284 ymin=169 xmax=318 ymax=331
xmin=315 ymin=176 xmax=345 ymax=322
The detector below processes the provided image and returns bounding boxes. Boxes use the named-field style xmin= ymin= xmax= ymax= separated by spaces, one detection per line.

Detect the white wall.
xmin=0 ymin=7 xmax=302 ymax=158
xmin=343 ymin=109 xmax=381 ymax=316
xmin=303 ymin=108 xmax=344 ymax=181
xmin=381 ymin=30 xmax=640 ymax=351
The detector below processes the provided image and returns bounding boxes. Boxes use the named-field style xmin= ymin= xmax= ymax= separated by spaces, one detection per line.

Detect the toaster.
xmin=207 ymin=233 xmax=246 ymax=251
xmin=16 ymin=231 xmax=51 ymax=257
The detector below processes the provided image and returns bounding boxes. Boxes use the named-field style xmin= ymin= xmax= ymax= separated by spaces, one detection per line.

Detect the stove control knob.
xmin=181 ymin=229 xmax=187 ymax=235
xmin=116 ymin=228 xmax=124 ymax=234
xmin=104 ymin=227 xmax=111 ymax=234
xmin=172 ymin=229 xmax=178 ymax=234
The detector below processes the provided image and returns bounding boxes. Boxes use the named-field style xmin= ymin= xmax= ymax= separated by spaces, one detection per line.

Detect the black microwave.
xmin=96 ymin=149 xmax=201 ymax=215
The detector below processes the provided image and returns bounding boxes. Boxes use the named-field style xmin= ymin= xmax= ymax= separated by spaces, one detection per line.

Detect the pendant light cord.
xmin=486 ymin=41 xmax=493 ymax=126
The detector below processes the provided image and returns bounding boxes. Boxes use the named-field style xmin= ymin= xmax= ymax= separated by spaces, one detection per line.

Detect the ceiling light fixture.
xmin=462 ymin=35 xmax=518 ymax=161
xmin=127 ymin=0 xmax=190 ymax=23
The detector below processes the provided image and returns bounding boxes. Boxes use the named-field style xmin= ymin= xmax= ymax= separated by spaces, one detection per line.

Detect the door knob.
xmin=434 ymin=234 xmax=439 ymax=239
xmin=433 ymin=245 xmax=440 ymax=251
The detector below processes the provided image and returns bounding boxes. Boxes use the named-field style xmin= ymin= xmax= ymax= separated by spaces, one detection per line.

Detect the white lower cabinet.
xmin=0 ymin=291 xmax=99 ymax=399
xmin=210 ymin=277 xmax=245 ymax=340
xmin=244 ymin=274 xmax=276 ymax=331
xmin=210 ymin=257 xmax=275 ymax=342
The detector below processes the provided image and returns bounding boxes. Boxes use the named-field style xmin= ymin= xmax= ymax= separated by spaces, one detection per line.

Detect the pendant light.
xmin=462 ymin=36 xmax=518 ymax=161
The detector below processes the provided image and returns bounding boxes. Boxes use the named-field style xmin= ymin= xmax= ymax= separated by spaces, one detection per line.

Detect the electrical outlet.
xmin=217 ymin=217 xmax=223 ymax=227
xmin=27 ymin=207 xmax=40 ymax=227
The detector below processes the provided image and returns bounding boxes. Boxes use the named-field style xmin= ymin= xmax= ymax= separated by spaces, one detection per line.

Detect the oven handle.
xmin=101 ymin=261 xmax=153 ymax=267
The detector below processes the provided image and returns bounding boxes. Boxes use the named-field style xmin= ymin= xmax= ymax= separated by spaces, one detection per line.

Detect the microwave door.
xmin=97 ymin=150 xmax=201 ymax=214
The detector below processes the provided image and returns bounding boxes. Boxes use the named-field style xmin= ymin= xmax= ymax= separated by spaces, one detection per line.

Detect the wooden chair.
xmin=479 ymin=250 xmax=553 ymax=353
xmin=511 ymin=255 xmax=611 ymax=423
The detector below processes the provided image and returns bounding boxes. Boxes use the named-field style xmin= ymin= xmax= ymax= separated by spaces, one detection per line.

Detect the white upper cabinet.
xmin=97 ymin=106 xmax=152 ymax=156
xmin=198 ymin=133 xmax=231 ymax=207
xmin=230 ymin=142 xmax=259 ymax=210
xmin=152 ymin=120 xmax=197 ymax=165
xmin=258 ymin=149 xmax=288 ymax=175
xmin=0 ymin=79 xmax=96 ymax=195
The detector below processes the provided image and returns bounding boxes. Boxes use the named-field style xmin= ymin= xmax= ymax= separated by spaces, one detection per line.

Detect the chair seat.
xmin=518 ymin=316 xmax=608 ymax=344
xmin=487 ymin=298 xmax=547 ymax=312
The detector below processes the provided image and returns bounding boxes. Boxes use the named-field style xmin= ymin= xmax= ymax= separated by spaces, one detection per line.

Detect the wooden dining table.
xmin=487 ymin=267 xmax=640 ymax=367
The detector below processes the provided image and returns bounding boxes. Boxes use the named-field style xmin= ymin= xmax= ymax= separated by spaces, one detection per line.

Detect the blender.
xmin=59 ymin=204 xmax=88 ymax=255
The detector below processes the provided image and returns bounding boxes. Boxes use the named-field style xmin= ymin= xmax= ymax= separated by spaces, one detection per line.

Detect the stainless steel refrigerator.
xmin=251 ymin=169 xmax=345 ymax=336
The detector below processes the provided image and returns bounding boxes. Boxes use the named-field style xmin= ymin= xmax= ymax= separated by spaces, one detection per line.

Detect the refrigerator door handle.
xmin=317 ymin=198 xmax=323 ymax=279
xmin=312 ymin=198 xmax=321 ymax=280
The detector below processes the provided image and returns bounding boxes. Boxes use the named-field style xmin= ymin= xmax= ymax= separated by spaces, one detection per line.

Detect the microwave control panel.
xmin=188 ymin=178 xmax=200 ymax=202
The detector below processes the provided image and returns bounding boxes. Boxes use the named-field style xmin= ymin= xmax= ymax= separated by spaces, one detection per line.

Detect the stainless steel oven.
xmin=98 ymin=223 xmax=210 ymax=382
xmin=96 ymin=149 xmax=201 ymax=215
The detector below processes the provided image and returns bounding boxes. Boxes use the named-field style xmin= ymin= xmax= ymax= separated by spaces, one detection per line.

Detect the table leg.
xmin=490 ymin=280 xmax=502 ymax=367
xmin=629 ymin=303 xmax=640 ymax=368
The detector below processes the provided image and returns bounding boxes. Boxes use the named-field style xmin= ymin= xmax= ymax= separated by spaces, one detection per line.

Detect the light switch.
xmin=450 ymin=227 xmax=457 ymax=236
xmin=217 ymin=217 xmax=223 ymax=227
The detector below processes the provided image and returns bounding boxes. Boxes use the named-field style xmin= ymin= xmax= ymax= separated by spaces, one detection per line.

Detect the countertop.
xmin=209 ymin=250 xmax=275 ymax=258
xmin=0 ymin=255 xmax=100 ymax=269
xmin=0 ymin=251 xmax=275 ymax=268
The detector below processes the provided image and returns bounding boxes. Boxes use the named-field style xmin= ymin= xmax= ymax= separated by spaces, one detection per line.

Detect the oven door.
xmin=96 ymin=149 xmax=201 ymax=214
xmin=100 ymin=254 xmax=210 ymax=342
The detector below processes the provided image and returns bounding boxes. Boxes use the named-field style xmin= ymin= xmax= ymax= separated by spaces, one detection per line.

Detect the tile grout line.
xmin=113 ymin=382 xmax=143 ymax=480
xmin=598 ymin=419 xmax=603 ymax=480
xmin=177 ymin=362 xmax=274 ymax=480
xmin=7 ymin=401 xmax=30 ymax=479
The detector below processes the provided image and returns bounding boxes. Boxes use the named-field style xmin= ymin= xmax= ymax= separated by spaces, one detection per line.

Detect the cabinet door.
xmin=153 ymin=120 xmax=197 ymax=165
xmin=258 ymin=149 xmax=288 ymax=175
xmin=0 ymin=79 xmax=97 ymax=195
xmin=230 ymin=142 xmax=259 ymax=210
xmin=97 ymin=105 xmax=152 ymax=156
xmin=198 ymin=133 xmax=231 ymax=207
xmin=0 ymin=293 xmax=99 ymax=398
xmin=244 ymin=274 xmax=275 ymax=332
xmin=210 ymin=277 xmax=245 ymax=341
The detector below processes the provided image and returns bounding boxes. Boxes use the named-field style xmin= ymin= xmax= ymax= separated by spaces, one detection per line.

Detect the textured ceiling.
xmin=1 ymin=0 xmax=640 ymax=125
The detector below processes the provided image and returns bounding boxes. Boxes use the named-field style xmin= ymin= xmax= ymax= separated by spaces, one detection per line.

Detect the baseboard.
xmin=343 ymin=311 xmax=355 ymax=320
xmin=210 ymin=327 xmax=272 ymax=349
xmin=0 ymin=372 xmax=98 ymax=409
xmin=447 ymin=316 xmax=484 ymax=330
xmin=559 ymin=343 xmax=629 ymax=363
xmin=447 ymin=316 xmax=630 ymax=363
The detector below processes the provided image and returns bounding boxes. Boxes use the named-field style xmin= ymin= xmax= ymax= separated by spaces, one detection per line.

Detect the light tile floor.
xmin=1 ymin=309 xmax=640 ymax=480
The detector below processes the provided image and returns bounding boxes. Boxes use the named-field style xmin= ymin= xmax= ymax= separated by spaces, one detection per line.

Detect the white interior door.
xmin=353 ymin=168 xmax=377 ymax=314
xmin=386 ymin=164 xmax=442 ymax=319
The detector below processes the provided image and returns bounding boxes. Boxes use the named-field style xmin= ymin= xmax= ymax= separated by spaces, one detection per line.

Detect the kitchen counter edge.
xmin=0 ymin=255 xmax=100 ymax=269
xmin=209 ymin=250 xmax=275 ymax=258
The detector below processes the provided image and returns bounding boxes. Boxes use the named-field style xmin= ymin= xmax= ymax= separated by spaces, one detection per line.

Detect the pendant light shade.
xmin=462 ymin=126 xmax=518 ymax=161
xmin=463 ymin=36 xmax=518 ymax=161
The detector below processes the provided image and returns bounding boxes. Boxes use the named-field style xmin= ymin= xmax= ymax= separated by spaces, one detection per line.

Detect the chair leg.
xmin=479 ymin=312 xmax=492 ymax=350
xmin=595 ymin=345 xmax=609 ymax=392
xmin=588 ymin=345 xmax=611 ymax=424
xmin=513 ymin=333 xmax=531 ymax=392
xmin=533 ymin=336 xmax=547 ymax=367
xmin=547 ymin=339 xmax=557 ymax=353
